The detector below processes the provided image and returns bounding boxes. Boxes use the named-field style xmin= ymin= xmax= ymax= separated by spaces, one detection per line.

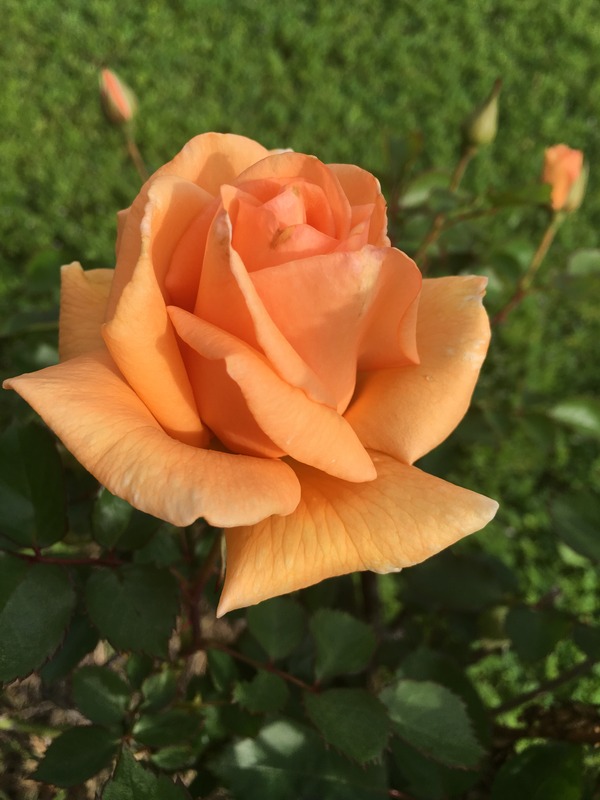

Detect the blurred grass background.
xmin=2 ymin=0 xmax=599 ymax=269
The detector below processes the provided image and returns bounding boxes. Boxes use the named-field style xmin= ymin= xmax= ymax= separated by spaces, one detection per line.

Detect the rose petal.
xmin=328 ymin=163 xmax=390 ymax=246
xmin=234 ymin=152 xmax=352 ymax=241
xmin=218 ymin=450 xmax=498 ymax=613
xmin=543 ymin=144 xmax=584 ymax=211
xmin=58 ymin=263 xmax=113 ymax=361
xmin=196 ymin=206 xmax=336 ymax=407
xmin=3 ymin=351 xmax=301 ymax=527
xmin=103 ymin=176 xmax=210 ymax=446
xmin=252 ymin=246 xmax=421 ymax=411
xmin=169 ymin=306 xmax=377 ymax=483
xmin=345 ymin=275 xmax=491 ymax=465
xmin=109 ymin=133 xmax=271 ymax=319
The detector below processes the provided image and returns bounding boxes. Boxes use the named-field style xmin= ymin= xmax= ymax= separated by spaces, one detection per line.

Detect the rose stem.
xmin=492 ymin=656 xmax=593 ymax=716
xmin=413 ymin=145 xmax=477 ymax=272
xmin=492 ymin=212 xmax=563 ymax=326
xmin=125 ymin=129 xmax=149 ymax=182
xmin=185 ymin=529 xmax=223 ymax=650
xmin=203 ymin=639 xmax=317 ymax=693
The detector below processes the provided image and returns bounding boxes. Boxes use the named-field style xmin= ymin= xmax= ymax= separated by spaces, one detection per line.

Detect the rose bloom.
xmin=543 ymin=144 xmax=584 ymax=211
xmin=5 ymin=133 xmax=498 ymax=614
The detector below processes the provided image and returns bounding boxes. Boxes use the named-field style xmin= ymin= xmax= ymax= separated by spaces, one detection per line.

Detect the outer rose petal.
xmin=3 ymin=352 xmax=301 ymax=528
xmin=109 ymin=133 xmax=271 ymax=318
xmin=103 ymin=177 xmax=210 ymax=447
xmin=169 ymin=307 xmax=377 ymax=483
xmin=345 ymin=276 xmax=491 ymax=465
xmin=58 ymin=263 xmax=113 ymax=361
xmin=218 ymin=451 xmax=498 ymax=614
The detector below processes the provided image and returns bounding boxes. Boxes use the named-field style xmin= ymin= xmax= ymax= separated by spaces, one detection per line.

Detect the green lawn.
xmin=2 ymin=0 xmax=599 ymax=267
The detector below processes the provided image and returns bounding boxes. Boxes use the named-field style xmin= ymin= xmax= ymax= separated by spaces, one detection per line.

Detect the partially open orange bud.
xmin=463 ymin=78 xmax=502 ymax=149
xmin=543 ymin=145 xmax=585 ymax=212
xmin=99 ymin=68 xmax=137 ymax=126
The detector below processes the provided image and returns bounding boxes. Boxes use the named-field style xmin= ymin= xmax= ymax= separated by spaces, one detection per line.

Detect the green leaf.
xmin=399 ymin=171 xmax=450 ymax=209
xmin=210 ymin=719 xmax=387 ymax=799
xmin=567 ymin=248 xmax=600 ymax=276
xmin=35 ymin=725 xmax=119 ymax=787
xmin=380 ymin=680 xmax=485 ymax=768
xmin=505 ymin=606 xmax=568 ymax=663
xmin=140 ymin=669 xmax=178 ymax=713
xmin=550 ymin=493 xmax=600 ymax=562
xmin=487 ymin=183 xmax=552 ymax=207
xmin=548 ymin=397 xmax=600 ymax=439
xmin=207 ymin=648 xmax=239 ymax=692
xmin=398 ymin=648 xmax=491 ymax=745
xmin=402 ymin=552 xmax=517 ymax=612
xmin=573 ymin=624 xmax=600 ymax=659
xmin=92 ymin=489 xmax=133 ymax=548
xmin=133 ymin=526 xmax=181 ymax=566
xmin=155 ymin=775 xmax=192 ymax=800
xmin=0 ymin=556 xmax=75 ymax=682
xmin=491 ymin=743 xmax=583 ymax=800
xmin=233 ymin=671 xmax=289 ymax=714
xmin=85 ymin=565 xmax=179 ymax=656
xmin=389 ymin=738 xmax=478 ymax=799
xmin=309 ymin=609 xmax=376 ymax=681
xmin=93 ymin=488 xmax=163 ymax=551
xmin=103 ymin=746 xmax=191 ymax=799
xmin=41 ymin=610 xmax=99 ymax=684
xmin=132 ymin=709 xmax=200 ymax=748
xmin=126 ymin=653 xmax=154 ymax=689
xmin=305 ymin=688 xmax=389 ymax=763
xmin=150 ymin=745 xmax=197 ymax=771
xmin=73 ymin=665 xmax=131 ymax=726
xmin=103 ymin=747 xmax=156 ymax=800
xmin=0 ymin=423 xmax=66 ymax=548
xmin=247 ymin=596 xmax=306 ymax=660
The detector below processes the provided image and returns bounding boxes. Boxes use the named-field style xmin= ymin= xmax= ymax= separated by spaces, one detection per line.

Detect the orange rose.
xmin=543 ymin=144 xmax=585 ymax=211
xmin=4 ymin=133 xmax=498 ymax=614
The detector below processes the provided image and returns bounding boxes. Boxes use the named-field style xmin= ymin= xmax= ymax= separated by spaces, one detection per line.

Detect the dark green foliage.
xmin=85 ymin=565 xmax=179 ymax=656
xmin=550 ymin=493 xmax=600 ymax=563
xmin=304 ymin=688 xmax=389 ymax=763
xmin=0 ymin=555 xmax=75 ymax=682
xmin=380 ymin=680 xmax=485 ymax=769
xmin=132 ymin=710 xmax=201 ymax=749
xmin=0 ymin=423 xmax=66 ymax=548
xmin=309 ymin=608 xmax=376 ymax=681
xmin=140 ymin=669 xmax=178 ymax=713
xmin=491 ymin=743 xmax=584 ymax=800
xmin=40 ymin=609 xmax=99 ymax=683
xmin=210 ymin=719 xmax=388 ymax=799
xmin=103 ymin=747 xmax=192 ymax=800
xmin=72 ymin=665 xmax=131 ymax=726
xmin=247 ymin=596 xmax=306 ymax=660
xmin=233 ymin=670 xmax=289 ymax=714
xmin=35 ymin=725 xmax=119 ymax=787
xmin=93 ymin=488 xmax=166 ymax=551
xmin=401 ymin=551 xmax=518 ymax=612
xmin=506 ymin=606 xmax=569 ymax=663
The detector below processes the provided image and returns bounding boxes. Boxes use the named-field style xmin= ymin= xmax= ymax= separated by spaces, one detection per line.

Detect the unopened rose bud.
xmin=543 ymin=145 xmax=587 ymax=213
xmin=563 ymin=161 xmax=588 ymax=213
xmin=463 ymin=78 xmax=502 ymax=149
xmin=99 ymin=68 xmax=137 ymax=126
